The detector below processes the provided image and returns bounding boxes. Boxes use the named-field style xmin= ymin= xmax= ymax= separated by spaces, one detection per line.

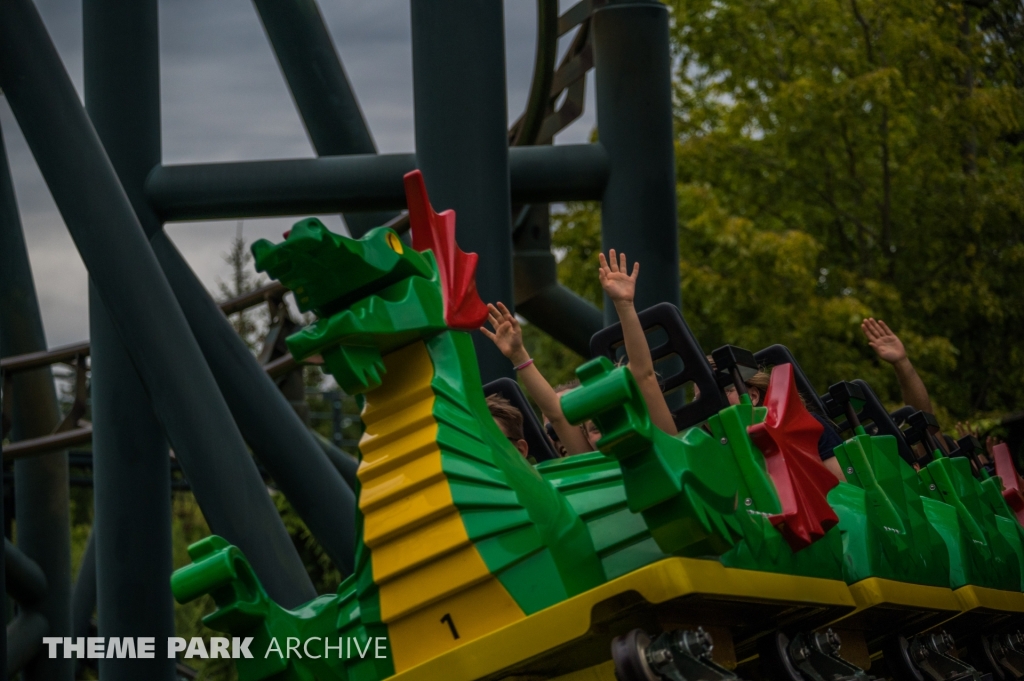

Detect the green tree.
xmin=218 ymin=221 xmax=267 ymax=352
xmin=539 ymin=0 xmax=1023 ymax=424
xmin=668 ymin=0 xmax=1024 ymax=417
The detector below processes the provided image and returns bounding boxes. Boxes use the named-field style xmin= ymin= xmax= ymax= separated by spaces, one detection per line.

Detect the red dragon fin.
xmin=403 ymin=170 xmax=489 ymax=331
xmin=747 ymin=363 xmax=840 ymax=551
xmin=994 ymin=442 xmax=1024 ymax=527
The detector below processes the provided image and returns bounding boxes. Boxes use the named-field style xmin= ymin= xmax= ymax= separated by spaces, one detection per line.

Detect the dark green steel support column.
xmin=252 ymin=0 xmax=397 ymax=237
xmin=513 ymin=204 xmax=604 ymax=356
xmin=89 ymin=286 xmax=175 ymax=680
xmin=83 ymin=3 xmax=177 ymax=677
xmin=410 ymin=0 xmax=515 ymax=382
xmin=0 ymin=307 xmax=6 ymax=681
xmin=70 ymin=529 xmax=96 ymax=641
xmin=0 ymin=417 xmax=4 ymax=681
xmin=592 ymin=0 xmax=680 ymax=324
xmin=69 ymin=526 xmax=96 ymax=678
xmin=86 ymin=0 xmax=355 ymax=578
xmin=0 ymin=123 xmax=72 ymax=681
xmin=0 ymin=0 xmax=315 ymax=607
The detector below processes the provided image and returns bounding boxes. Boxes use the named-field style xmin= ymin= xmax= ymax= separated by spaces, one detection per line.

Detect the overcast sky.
xmin=1 ymin=0 xmax=595 ymax=348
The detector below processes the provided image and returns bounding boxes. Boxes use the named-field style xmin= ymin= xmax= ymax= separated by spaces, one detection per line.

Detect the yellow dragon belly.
xmin=357 ymin=341 xmax=526 ymax=672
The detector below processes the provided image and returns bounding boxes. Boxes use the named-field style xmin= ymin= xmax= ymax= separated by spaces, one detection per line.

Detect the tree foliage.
xmin=541 ymin=0 xmax=1024 ymax=422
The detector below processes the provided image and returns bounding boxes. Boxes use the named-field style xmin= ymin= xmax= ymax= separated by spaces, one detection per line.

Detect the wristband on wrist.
xmin=513 ymin=357 xmax=535 ymax=371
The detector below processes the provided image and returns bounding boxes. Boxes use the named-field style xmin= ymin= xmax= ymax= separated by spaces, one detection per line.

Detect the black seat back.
xmin=482 ymin=377 xmax=560 ymax=462
xmin=888 ymin=405 xmax=915 ymax=427
xmin=948 ymin=434 xmax=987 ymax=474
xmin=589 ymin=302 xmax=727 ymax=430
xmin=824 ymin=378 xmax=918 ymax=466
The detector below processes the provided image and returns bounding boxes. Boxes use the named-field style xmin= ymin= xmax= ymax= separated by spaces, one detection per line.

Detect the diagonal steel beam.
xmin=0 ymin=105 xmax=72 ymax=681
xmin=0 ymin=0 xmax=315 ymax=608
xmin=252 ymin=0 xmax=398 ymax=237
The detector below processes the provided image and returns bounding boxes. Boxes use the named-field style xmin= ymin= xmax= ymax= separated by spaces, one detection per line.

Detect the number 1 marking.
xmin=440 ymin=613 xmax=460 ymax=639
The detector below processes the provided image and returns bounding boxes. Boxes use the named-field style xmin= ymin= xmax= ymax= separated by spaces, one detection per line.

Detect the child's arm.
xmin=481 ymin=302 xmax=593 ymax=454
xmin=599 ymin=250 xmax=679 ymax=435
xmin=861 ymin=318 xmax=934 ymax=414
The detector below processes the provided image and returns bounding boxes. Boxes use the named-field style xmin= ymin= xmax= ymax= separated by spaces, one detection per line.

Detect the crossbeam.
xmin=146 ymin=144 xmax=609 ymax=222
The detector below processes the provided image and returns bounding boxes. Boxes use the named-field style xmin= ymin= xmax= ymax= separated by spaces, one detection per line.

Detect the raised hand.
xmin=955 ymin=421 xmax=976 ymax=439
xmin=599 ymin=249 xmax=639 ymax=305
xmin=480 ymin=302 xmax=529 ymax=365
xmin=861 ymin=317 xmax=908 ymax=365
xmin=954 ymin=421 xmax=1001 ymax=461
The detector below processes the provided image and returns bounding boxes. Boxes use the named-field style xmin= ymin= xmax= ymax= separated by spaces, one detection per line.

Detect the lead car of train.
xmin=170 ymin=171 xmax=1024 ymax=681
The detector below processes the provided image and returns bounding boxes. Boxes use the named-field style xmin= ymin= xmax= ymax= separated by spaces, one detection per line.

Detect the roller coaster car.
xmin=169 ymin=172 xmax=1024 ymax=681
xmin=823 ymin=380 xmax=1024 ymax=680
xmin=589 ymin=306 xmax=1024 ymax=681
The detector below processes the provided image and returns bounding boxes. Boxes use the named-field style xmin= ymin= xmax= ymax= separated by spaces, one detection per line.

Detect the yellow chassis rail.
xmin=392 ymin=559 xmax=1024 ymax=681
xmin=392 ymin=557 xmax=854 ymax=681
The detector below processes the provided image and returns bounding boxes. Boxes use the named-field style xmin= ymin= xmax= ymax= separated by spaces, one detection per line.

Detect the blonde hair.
xmin=745 ymin=370 xmax=770 ymax=392
xmin=706 ymin=355 xmax=769 ymax=395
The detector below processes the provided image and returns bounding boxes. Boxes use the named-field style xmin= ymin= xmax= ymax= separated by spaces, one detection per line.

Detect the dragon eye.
xmin=385 ymin=231 xmax=404 ymax=254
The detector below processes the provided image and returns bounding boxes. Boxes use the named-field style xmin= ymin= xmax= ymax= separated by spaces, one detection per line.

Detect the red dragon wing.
xmin=994 ymin=442 xmax=1024 ymax=526
xmin=747 ymin=363 xmax=840 ymax=551
xmin=403 ymin=170 xmax=489 ymax=331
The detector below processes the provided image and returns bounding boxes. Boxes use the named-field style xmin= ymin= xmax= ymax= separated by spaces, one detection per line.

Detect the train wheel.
xmin=612 ymin=629 xmax=659 ymax=681
xmin=757 ymin=630 xmax=804 ymax=681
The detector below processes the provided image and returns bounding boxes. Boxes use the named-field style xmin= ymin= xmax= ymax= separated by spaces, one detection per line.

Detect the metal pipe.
xmin=592 ymin=0 xmax=680 ymax=323
xmin=3 ymin=351 xmax=301 ymax=461
xmin=0 ymin=342 xmax=90 ymax=375
xmin=145 ymin=145 xmax=607 ymax=223
xmin=512 ymin=203 xmax=604 ymax=356
xmin=263 ymin=352 xmax=298 ymax=379
xmin=2 ymin=428 xmax=93 ymax=463
xmin=516 ymin=284 xmax=604 ymax=357
xmin=0 ymin=104 xmax=73 ymax=681
xmin=310 ymin=429 xmax=359 ymax=491
xmin=70 ymin=530 xmax=96 ymax=641
xmin=0 ymin=0 xmax=315 ymax=607
xmin=252 ymin=0 xmax=398 ymax=237
xmin=90 ymin=285 xmax=177 ymax=681
xmin=5 ymin=539 xmax=47 ymax=606
xmin=70 ymin=533 xmax=95 ymax=678
xmin=148 ymin=153 xmax=414 ymax=221
xmin=150 ymin=232 xmax=356 ymax=574
xmin=149 ymin=6 xmax=391 ymax=560
xmin=0 ymin=283 xmax=286 ymax=375
xmin=82 ymin=2 xmax=200 ymax=673
xmin=219 ymin=281 xmax=287 ymax=316
xmin=0 ymin=380 xmax=5 ymax=677
xmin=6 ymin=611 xmax=49 ymax=678
xmin=508 ymin=144 xmax=608 ymax=203
xmin=411 ymin=0 xmax=515 ymax=382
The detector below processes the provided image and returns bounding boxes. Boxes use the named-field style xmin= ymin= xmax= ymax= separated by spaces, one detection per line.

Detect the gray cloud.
xmin=2 ymin=0 xmax=595 ymax=348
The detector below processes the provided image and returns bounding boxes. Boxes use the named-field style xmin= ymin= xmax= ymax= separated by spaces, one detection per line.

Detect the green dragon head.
xmin=252 ymin=170 xmax=489 ymax=394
